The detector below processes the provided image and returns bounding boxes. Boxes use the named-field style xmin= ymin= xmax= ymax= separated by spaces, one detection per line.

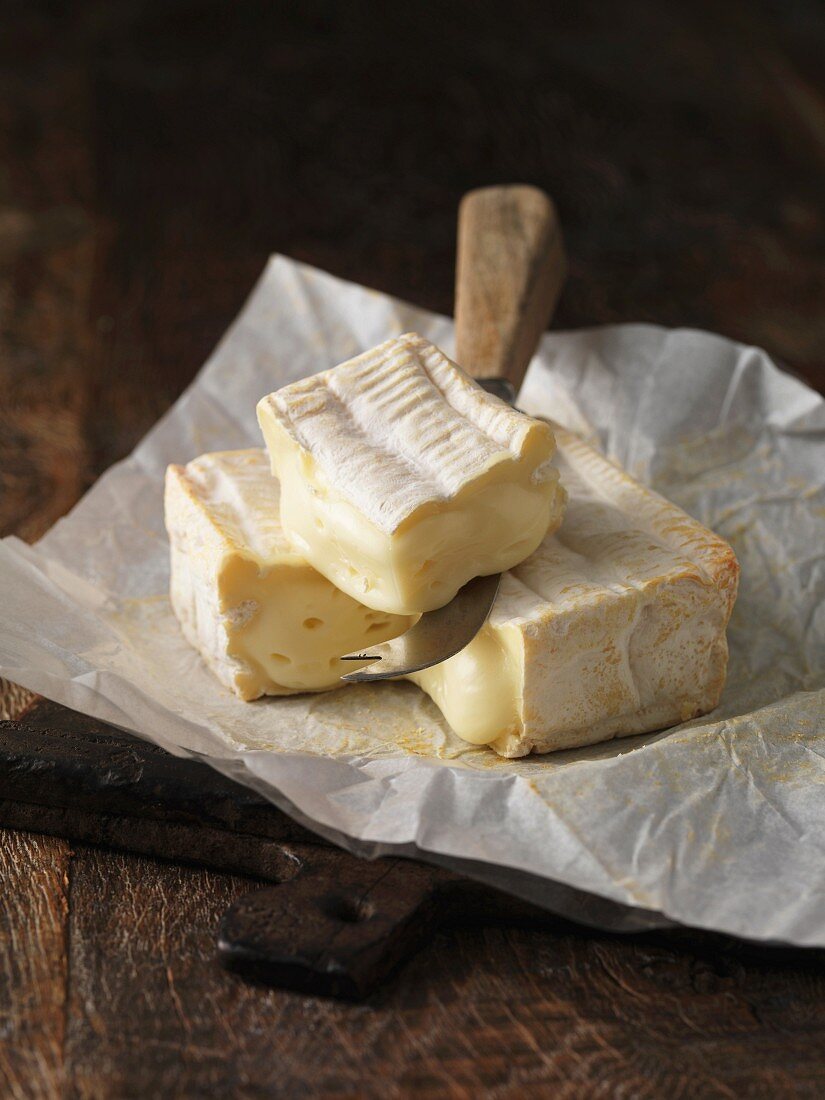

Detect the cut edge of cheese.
xmin=257 ymin=333 xmax=566 ymax=614
xmin=164 ymin=449 xmax=413 ymax=699
xmin=410 ymin=426 xmax=740 ymax=757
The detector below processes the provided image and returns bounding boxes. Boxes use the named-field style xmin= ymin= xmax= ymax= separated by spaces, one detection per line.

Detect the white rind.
xmin=175 ymin=448 xmax=298 ymax=563
xmin=166 ymin=433 xmax=739 ymax=758
xmin=164 ymin=450 xmax=411 ymax=699
xmin=257 ymin=332 xmax=558 ymax=535
xmin=257 ymin=332 xmax=565 ymax=614
xmin=410 ymin=426 xmax=740 ymax=757
xmin=166 ymin=453 xmax=262 ymax=697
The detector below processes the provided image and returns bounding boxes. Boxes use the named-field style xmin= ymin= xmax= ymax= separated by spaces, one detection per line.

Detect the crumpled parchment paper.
xmin=2 ymin=255 xmax=824 ymax=945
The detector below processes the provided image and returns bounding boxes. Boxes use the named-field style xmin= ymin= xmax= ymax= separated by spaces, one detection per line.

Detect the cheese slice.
xmin=164 ymin=450 xmax=412 ymax=699
xmin=256 ymin=332 xmax=566 ymax=615
xmin=410 ymin=426 xmax=740 ymax=757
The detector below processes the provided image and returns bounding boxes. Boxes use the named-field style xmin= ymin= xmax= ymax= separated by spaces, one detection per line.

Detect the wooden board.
xmin=0 ymin=696 xmax=633 ymax=999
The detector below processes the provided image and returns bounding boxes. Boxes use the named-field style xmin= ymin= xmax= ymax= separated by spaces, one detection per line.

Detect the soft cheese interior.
xmin=410 ymin=427 xmax=740 ymax=757
xmin=166 ymin=431 xmax=737 ymax=757
xmin=257 ymin=333 xmax=566 ymax=615
xmin=165 ymin=450 xmax=413 ymax=699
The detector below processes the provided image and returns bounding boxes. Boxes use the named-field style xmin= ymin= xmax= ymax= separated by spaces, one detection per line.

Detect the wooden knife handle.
xmin=454 ymin=184 xmax=566 ymax=387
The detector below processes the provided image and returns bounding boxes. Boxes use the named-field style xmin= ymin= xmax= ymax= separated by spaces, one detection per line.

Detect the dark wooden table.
xmin=2 ymin=2 xmax=824 ymax=1095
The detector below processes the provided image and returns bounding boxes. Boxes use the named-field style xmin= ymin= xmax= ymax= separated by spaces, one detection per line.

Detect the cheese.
xmin=410 ymin=427 xmax=740 ymax=757
xmin=164 ymin=450 xmax=412 ymax=699
xmin=256 ymin=332 xmax=566 ymax=615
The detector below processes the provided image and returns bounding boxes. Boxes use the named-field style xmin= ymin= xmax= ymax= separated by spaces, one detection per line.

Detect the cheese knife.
xmin=341 ymin=184 xmax=566 ymax=681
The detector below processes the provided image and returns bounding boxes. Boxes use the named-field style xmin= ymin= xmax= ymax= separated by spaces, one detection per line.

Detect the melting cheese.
xmin=256 ymin=332 xmax=566 ymax=615
xmin=410 ymin=427 xmax=739 ymax=756
xmin=165 ymin=432 xmax=738 ymax=758
xmin=164 ymin=450 xmax=412 ymax=699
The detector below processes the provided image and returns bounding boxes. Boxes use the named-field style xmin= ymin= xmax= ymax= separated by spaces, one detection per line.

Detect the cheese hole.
xmin=315 ymin=518 xmax=325 ymax=531
xmin=269 ymin=653 xmax=290 ymax=664
xmin=366 ymin=621 xmax=389 ymax=633
xmin=415 ymin=559 xmax=435 ymax=576
xmin=303 ymin=617 xmax=323 ymax=630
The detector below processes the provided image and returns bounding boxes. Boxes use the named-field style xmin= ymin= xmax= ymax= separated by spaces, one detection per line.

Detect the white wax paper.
xmin=2 ymin=255 xmax=824 ymax=944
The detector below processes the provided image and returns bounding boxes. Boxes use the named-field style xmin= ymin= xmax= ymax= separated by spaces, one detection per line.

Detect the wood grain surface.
xmin=1 ymin=1 xmax=824 ymax=1095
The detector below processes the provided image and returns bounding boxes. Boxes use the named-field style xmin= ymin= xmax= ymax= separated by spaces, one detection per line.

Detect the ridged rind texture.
xmin=491 ymin=427 xmax=739 ymax=756
xmin=410 ymin=426 xmax=739 ymax=756
xmin=257 ymin=332 xmax=558 ymax=535
xmin=173 ymin=449 xmax=298 ymax=562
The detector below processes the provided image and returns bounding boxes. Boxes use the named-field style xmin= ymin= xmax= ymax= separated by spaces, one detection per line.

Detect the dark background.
xmin=2 ymin=0 xmax=825 ymax=542
xmin=2 ymin=2 xmax=825 ymax=1095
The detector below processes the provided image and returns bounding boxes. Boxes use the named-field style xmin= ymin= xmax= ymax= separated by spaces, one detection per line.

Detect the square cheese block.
xmin=410 ymin=426 xmax=740 ymax=757
xmin=165 ymin=450 xmax=413 ymax=699
xmin=256 ymin=332 xmax=567 ymax=616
